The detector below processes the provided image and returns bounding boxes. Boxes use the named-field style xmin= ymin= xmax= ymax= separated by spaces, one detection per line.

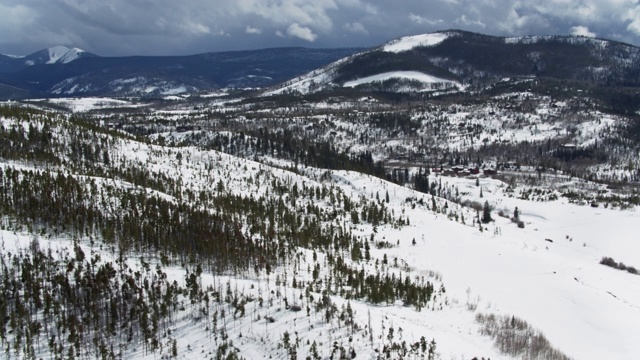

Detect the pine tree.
xmin=482 ymin=201 xmax=492 ymax=223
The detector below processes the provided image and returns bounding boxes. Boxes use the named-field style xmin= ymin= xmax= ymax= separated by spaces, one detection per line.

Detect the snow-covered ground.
xmin=3 ymin=104 xmax=640 ymax=359
xmin=5 ymin=155 xmax=638 ymax=359
xmin=375 ymin=173 xmax=640 ymax=360
xmin=343 ymin=71 xmax=457 ymax=88
xmin=382 ymin=32 xmax=454 ymax=53
xmin=42 ymin=96 xmax=143 ymax=112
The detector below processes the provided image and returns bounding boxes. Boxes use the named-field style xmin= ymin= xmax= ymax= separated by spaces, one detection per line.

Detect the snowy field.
xmin=343 ymin=71 xmax=458 ymax=88
xmin=2 ymin=109 xmax=639 ymax=359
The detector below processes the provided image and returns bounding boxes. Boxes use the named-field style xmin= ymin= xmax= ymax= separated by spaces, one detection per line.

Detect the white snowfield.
xmin=46 ymin=46 xmax=85 ymax=64
xmin=382 ymin=32 xmax=452 ymax=53
xmin=263 ymin=54 xmax=354 ymax=95
xmin=343 ymin=71 xmax=456 ymax=87
xmin=330 ymin=171 xmax=640 ymax=360
xmin=44 ymin=97 xmax=139 ymax=112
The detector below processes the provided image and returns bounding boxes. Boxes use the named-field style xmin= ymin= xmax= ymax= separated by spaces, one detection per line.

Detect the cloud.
xmin=344 ymin=22 xmax=368 ymax=34
xmin=454 ymin=14 xmax=486 ymax=28
xmin=570 ymin=26 xmax=596 ymax=38
xmin=625 ymin=6 xmax=640 ymax=36
xmin=229 ymin=0 xmax=339 ymax=32
xmin=286 ymin=23 xmax=317 ymax=42
xmin=245 ymin=26 xmax=262 ymax=34
xmin=409 ymin=14 xmax=443 ymax=26
xmin=181 ymin=21 xmax=211 ymax=35
xmin=0 ymin=0 xmax=639 ymax=56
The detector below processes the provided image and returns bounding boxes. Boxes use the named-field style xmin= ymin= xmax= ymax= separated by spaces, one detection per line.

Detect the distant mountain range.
xmin=0 ymin=47 xmax=361 ymax=99
xmin=2 ymin=29 xmax=640 ymax=100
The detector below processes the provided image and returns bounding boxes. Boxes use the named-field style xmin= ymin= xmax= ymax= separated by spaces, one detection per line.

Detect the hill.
xmin=267 ymin=30 xmax=640 ymax=95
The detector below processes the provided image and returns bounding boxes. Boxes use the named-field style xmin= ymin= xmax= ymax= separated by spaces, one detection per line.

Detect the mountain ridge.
xmin=0 ymin=47 xmax=361 ymax=99
xmin=2 ymin=29 xmax=640 ymax=99
xmin=266 ymin=29 xmax=640 ymax=96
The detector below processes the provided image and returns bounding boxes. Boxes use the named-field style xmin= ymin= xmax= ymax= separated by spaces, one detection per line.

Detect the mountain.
xmin=4 ymin=30 xmax=640 ymax=100
xmin=266 ymin=30 xmax=640 ymax=95
xmin=22 ymin=45 xmax=94 ymax=65
xmin=0 ymin=47 xmax=361 ymax=99
xmin=0 ymin=46 xmax=96 ymax=73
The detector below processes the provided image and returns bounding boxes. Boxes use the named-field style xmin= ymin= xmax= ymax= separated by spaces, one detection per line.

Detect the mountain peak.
xmin=16 ymin=46 xmax=93 ymax=67
xmin=45 ymin=46 xmax=87 ymax=64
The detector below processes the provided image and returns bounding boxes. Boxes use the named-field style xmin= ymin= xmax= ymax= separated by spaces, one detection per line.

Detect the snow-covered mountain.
xmin=2 ymin=45 xmax=95 ymax=68
xmin=24 ymin=45 xmax=90 ymax=66
xmin=265 ymin=29 xmax=640 ymax=96
xmin=2 ymin=29 xmax=640 ymax=99
xmin=41 ymin=45 xmax=88 ymax=64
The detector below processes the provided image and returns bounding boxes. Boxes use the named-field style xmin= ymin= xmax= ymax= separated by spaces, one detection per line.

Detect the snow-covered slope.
xmin=2 ymin=104 xmax=640 ymax=359
xmin=0 ymin=53 xmax=24 ymax=59
xmin=45 ymin=45 xmax=86 ymax=64
xmin=382 ymin=32 xmax=455 ymax=53
xmin=264 ymin=29 xmax=640 ymax=97
xmin=343 ymin=70 xmax=460 ymax=89
xmin=21 ymin=45 xmax=91 ymax=67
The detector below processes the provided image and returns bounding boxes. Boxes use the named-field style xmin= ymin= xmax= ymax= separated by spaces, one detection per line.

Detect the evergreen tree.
xmin=482 ymin=201 xmax=492 ymax=223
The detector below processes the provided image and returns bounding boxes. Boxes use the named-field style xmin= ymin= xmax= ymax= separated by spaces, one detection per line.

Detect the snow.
xmin=504 ymin=35 xmax=612 ymax=50
xmin=343 ymin=71 xmax=456 ymax=87
xmin=161 ymin=86 xmax=188 ymax=95
xmin=199 ymin=90 xmax=229 ymax=98
xmin=43 ymin=97 xmax=141 ymax=112
xmin=382 ymin=32 xmax=451 ymax=53
xmin=263 ymin=51 xmax=363 ymax=95
xmin=111 ymin=77 xmax=145 ymax=85
xmin=1 ymin=53 xmax=24 ymax=59
xmin=46 ymin=45 xmax=85 ymax=64
xmin=326 ymin=170 xmax=640 ymax=360
xmin=3 ymin=101 xmax=640 ymax=359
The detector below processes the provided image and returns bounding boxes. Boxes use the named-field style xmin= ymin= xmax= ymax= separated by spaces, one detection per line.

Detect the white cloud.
xmin=181 ymin=21 xmax=211 ymax=35
xmin=286 ymin=23 xmax=317 ymax=42
xmin=0 ymin=3 xmax=35 ymax=39
xmin=625 ymin=6 xmax=640 ymax=35
xmin=2 ymin=0 xmax=640 ymax=56
xmin=230 ymin=0 xmax=338 ymax=32
xmin=570 ymin=25 xmax=596 ymax=38
xmin=344 ymin=22 xmax=368 ymax=34
xmin=245 ymin=26 xmax=262 ymax=34
xmin=409 ymin=14 xmax=443 ymax=26
xmin=454 ymin=14 xmax=486 ymax=28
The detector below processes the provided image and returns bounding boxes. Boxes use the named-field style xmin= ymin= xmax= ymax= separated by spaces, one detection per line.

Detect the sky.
xmin=1 ymin=0 xmax=640 ymax=56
